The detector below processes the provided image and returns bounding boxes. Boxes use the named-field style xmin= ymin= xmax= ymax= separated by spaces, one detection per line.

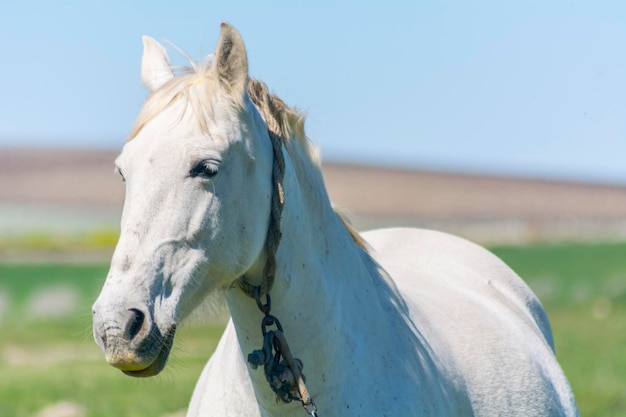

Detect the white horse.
xmin=92 ymin=23 xmax=578 ymax=417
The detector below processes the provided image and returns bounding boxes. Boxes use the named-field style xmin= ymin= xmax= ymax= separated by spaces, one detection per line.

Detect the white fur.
xmin=141 ymin=36 xmax=175 ymax=91
xmin=93 ymin=24 xmax=578 ymax=417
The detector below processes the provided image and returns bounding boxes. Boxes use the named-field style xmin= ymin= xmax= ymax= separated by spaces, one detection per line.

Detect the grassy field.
xmin=490 ymin=242 xmax=626 ymax=417
xmin=0 ymin=242 xmax=625 ymax=416
xmin=0 ymin=264 xmax=223 ymax=417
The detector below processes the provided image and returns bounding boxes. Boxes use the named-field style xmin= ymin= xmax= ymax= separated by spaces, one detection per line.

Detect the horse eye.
xmin=115 ymin=167 xmax=126 ymax=183
xmin=190 ymin=160 xmax=220 ymax=179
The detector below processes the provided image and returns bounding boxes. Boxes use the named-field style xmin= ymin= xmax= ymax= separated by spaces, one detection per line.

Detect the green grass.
xmin=0 ymin=229 xmax=120 ymax=252
xmin=0 ymin=264 xmax=223 ymax=417
xmin=491 ymin=242 xmax=626 ymax=306
xmin=0 ymin=263 xmax=107 ymax=308
xmin=0 ymin=324 xmax=224 ymax=417
xmin=491 ymin=242 xmax=626 ymax=417
xmin=1 ymin=241 xmax=625 ymax=416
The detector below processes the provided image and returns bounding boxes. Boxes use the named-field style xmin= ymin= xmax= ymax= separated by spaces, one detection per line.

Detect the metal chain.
xmin=247 ymin=286 xmax=318 ymax=416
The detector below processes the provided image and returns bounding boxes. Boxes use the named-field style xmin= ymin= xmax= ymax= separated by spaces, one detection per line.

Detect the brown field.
xmin=1 ymin=147 xmax=625 ymax=246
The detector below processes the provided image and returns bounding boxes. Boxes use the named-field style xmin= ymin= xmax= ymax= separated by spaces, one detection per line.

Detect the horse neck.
xmin=224 ymin=149 xmax=392 ymax=412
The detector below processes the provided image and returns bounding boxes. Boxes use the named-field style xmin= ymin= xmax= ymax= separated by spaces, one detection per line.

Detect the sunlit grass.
xmin=0 ymin=229 xmax=119 ymax=252
xmin=0 ymin=322 xmax=223 ymax=417
xmin=0 ymin=263 xmax=223 ymax=417
xmin=491 ymin=242 xmax=626 ymax=417
xmin=1 ymin=241 xmax=625 ymax=416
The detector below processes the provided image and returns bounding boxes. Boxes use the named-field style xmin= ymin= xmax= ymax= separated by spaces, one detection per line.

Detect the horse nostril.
xmin=125 ymin=308 xmax=146 ymax=341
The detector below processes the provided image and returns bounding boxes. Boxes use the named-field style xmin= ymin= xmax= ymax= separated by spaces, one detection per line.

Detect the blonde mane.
xmin=246 ymin=79 xmax=368 ymax=250
xmin=129 ymin=65 xmax=367 ymax=250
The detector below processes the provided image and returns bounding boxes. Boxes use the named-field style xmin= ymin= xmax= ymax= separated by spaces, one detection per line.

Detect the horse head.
xmin=92 ymin=23 xmax=274 ymax=377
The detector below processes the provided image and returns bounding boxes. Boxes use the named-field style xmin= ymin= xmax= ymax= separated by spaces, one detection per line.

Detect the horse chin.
xmin=122 ymin=326 xmax=176 ymax=378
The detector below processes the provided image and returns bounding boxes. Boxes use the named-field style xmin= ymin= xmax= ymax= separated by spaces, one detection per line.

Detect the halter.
xmin=237 ymin=129 xmax=285 ymax=298
xmin=237 ymin=129 xmax=318 ymax=417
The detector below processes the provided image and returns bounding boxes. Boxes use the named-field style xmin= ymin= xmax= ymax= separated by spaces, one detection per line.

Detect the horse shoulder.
xmin=187 ymin=320 xmax=260 ymax=417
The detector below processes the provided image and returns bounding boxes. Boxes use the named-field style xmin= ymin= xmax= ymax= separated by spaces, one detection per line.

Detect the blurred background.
xmin=1 ymin=1 xmax=625 ymax=416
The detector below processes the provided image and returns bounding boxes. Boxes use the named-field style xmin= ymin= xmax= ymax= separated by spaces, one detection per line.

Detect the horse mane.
xmin=129 ymin=65 xmax=367 ymax=251
xmin=246 ymin=79 xmax=368 ymax=251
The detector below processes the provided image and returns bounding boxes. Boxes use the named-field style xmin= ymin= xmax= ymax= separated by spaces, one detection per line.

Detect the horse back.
xmin=362 ymin=227 xmax=578 ymax=417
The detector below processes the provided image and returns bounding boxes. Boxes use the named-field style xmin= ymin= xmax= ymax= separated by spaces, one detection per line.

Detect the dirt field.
xmin=1 ymin=148 xmax=625 ymax=244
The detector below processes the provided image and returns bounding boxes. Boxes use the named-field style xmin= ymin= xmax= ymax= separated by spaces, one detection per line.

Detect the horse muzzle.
xmin=92 ymin=304 xmax=177 ymax=378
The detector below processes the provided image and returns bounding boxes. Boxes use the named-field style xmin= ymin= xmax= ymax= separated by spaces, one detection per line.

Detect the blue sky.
xmin=1 ymin=1 xmax=625 ymax=183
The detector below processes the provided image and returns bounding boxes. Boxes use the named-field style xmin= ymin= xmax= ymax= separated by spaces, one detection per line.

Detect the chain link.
xmin=254 ymin=286 xmax=272 ymax=316
xmin=247 ymin=285 xmax=319 ymax=417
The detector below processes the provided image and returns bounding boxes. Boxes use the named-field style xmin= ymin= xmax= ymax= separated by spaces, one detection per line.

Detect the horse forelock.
xmin=129 ymin=63 xmax=217 ymax=141
xmin=128 ymin=62 xmax=303 ymax=146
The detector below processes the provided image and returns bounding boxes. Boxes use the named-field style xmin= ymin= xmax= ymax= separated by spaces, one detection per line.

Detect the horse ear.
xmin=212 ymin=22 xmax=248 ymax=98
xmin=141 ymin=36 xmax=175 ymax=92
